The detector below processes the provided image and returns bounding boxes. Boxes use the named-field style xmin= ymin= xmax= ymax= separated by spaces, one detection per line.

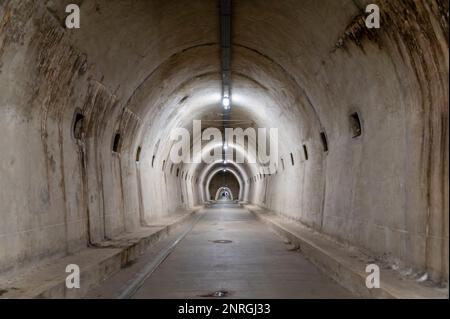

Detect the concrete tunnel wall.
xmin=0 ymin=0 xmax=448 ymax=284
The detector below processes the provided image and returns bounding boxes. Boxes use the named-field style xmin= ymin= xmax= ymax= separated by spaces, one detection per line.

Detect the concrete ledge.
xmin=0 ymin=209 xmax=199 ymax=299
xmin=246 ymin=205 xmax=448 ymax=299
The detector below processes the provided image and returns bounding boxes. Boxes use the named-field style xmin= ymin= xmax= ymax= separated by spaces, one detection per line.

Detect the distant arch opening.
xmin=215 ymin=187 xmax=234 ymax=201
xmin=208 ymin=170 xmax=240 ymax=201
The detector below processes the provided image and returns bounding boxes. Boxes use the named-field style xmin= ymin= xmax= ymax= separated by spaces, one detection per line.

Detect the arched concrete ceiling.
xmin=43 ymin=0 xmax=360 ymax=181
xmin=205 ymin=167 xmax=244 ymax=201
xmin=0 ymin=0 xmax=447 ymax=283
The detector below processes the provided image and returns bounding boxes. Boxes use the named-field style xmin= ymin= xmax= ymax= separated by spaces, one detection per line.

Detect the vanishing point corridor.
xmin=0 ymin=0 xmax=448 ymax=301
xmin=87 ymin=203 xmax=354 ymax=299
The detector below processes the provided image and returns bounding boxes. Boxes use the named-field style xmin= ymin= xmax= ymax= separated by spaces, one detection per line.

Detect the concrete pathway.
xmin=131 ymin=203 xmax=354 ymax=299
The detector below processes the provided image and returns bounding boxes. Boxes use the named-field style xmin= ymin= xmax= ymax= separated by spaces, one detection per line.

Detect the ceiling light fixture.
xmin=222 ymin=96 xmax=230 ymax=109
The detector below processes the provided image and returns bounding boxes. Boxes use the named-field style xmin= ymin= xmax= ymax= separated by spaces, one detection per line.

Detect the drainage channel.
xmin=117 ymin=211 xmax=205 ymax=299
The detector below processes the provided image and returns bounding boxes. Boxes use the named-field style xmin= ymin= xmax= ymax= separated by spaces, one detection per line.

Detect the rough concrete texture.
xmin=0 ymin=209 xmax=197 ymax=298
xmin=247 ymin=205 xmax=448 ymax=299
xmin=127 ymin=205 xmax=355 ymax=299
xmin=0 ymin=0 xmax=448 ymax=296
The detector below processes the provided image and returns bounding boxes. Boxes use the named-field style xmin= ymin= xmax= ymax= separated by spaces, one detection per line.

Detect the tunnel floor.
xmin=88 ymin=204 xmax=355 ymax=299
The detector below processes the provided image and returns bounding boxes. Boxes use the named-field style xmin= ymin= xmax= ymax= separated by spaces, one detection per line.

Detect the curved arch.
xmin=197 ymin=159 xmax=250 ymax=202
xmin=205 ymin=167 xmax=244 ymax=202
xmin=1 ymin=0 xmax=447 ymax=285
xmin=215 ymin=187 xmax=234 ymax=201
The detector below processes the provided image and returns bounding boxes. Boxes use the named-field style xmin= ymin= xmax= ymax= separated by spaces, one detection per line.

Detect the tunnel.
xmin=209 ymin=171 xmax=240 ymax=201
xmin=0 ymin=0 xmax=448 ymax=300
